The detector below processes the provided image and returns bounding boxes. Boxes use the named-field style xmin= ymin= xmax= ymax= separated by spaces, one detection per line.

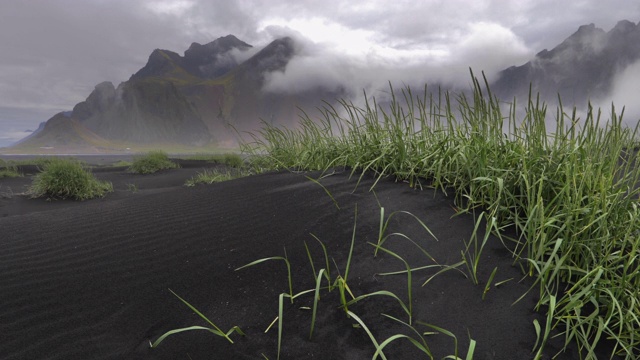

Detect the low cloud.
xmin=262 ymin=21 xmax=532 ymax=98
xmin=595 ymin=60 xmax=640 ymax=125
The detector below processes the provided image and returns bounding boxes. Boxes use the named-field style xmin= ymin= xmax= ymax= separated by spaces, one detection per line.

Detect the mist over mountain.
xmin=131 ymin=35 xmax=253 ymax=80
xmin=8 ymin=20 xmax=640 ymax=152
xmin=492 ymin=20 xmax=640 ymax=112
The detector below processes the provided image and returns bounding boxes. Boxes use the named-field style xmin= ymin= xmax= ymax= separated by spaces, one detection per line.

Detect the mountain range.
xmin=7 ymin=20 xmax=640 ymax=152
xmin=11 ymin=35 xmax=334 ymax=152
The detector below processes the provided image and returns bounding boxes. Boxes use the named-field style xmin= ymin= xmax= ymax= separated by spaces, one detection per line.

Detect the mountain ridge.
xmin=9 ymin=34 xmax=318 ymax=152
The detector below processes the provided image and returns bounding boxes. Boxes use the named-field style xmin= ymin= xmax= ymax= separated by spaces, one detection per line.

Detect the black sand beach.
xmin=0 ymin=158 xmax=617 ymax=359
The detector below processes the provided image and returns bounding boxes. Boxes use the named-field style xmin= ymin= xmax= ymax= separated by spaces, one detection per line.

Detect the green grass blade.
xmin=369 ymin=243 xmax=413 ymax=324
xmin=277 ymin=293 xmax=285 ymax=360
xmin=345 ymin=290 xmax=410 ymax=320
xmin=381 ymin=313 xmax=432 ymax=357
xmin=305 ymin=175 xmax=340 ymax=209
xmin=418 ymin=321 xmax=459 ymax=359
xmin=465 ymin=338 xmax=476 ymax=360
xmin=483 ymin=267 xmax=498 ymax=300
xmin=347 ymin=311 xmax=387 ymax=360
xmin=168 ymin=289 xmax=230 ymax=341
xmin=310 ymin=268 xmax=326 ymax=339
xmin=374 ymin=334 xmax=433 ymax=359
xmin=235 ymin=254 xmax=294 ymax=303
xmin=344 ymin=204 xmax=358 ymax=282
xmin=150 ymin=325 xmax=225 ymax=348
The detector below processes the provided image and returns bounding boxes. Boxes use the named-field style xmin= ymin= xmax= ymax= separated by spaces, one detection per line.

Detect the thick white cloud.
xmin=262 ymin=20 xmax=533 ymax=96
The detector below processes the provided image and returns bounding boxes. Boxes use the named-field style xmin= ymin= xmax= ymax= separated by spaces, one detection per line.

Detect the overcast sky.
xmin=0 ymin=0 xmax=638 ymax=147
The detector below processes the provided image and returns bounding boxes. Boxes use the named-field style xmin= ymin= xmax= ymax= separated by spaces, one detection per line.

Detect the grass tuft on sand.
xmin=128 ymin=150 xmax=178 ymax=174
xmin=184 ymin=168 xmax=249 ymax=186
xmin=28 ymin=158 xmax=112 ymax=200
xmin=184 ymin=154 xmax=249 ymax=186
xmin=183 ymin=153 xmax=245 ymax=167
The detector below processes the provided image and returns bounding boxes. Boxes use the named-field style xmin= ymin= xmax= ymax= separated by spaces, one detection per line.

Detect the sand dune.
xmin=0 ymin=160 xmax=617 ymax=359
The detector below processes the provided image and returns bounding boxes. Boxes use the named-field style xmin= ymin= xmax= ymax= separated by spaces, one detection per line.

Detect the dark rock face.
xmin=72 ymin=81 xmax=117 ymax=121
xmin=182 ymin=35 xmax=253 ymax=78
xmin=240 ymin=37 xmax=294 ymax=75
xmin=492 ymin=20 xmax=640 ymax=104
xmin=76 ymin=81 xmax=211 ymax=145
xmin=131 ymin=35 xmax=252 ymax=81
xmin=22 ymin=112 xmax=108 ymax=148
xmin=130 ymin=49 xmax=187 ymax=80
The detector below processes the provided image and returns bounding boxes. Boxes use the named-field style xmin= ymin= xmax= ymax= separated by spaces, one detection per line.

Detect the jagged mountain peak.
xmin=536 ymin=22 xmax=607 ymax=60
xmin=72 ymin=81 xmax=116 ymax=121
xmin=493 ymin=19 xmax=640 ymax=104
xmin=185 ymin=34 xmax=252 ymax=57
xmin=610 ymin=19 xmax=638 ymax=34
xmin=182 ymin=35 xmax=253 ymax=78
xmin=130 ymin=49 xmax=186 ymax=80
xmin=239 ymin=36 xmax=295 ymax=73
xmin=131 ymin=35 xmax=255 ymax=81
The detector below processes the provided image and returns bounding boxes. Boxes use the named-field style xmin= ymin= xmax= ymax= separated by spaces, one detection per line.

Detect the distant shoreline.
xmin=0 ymin=154 xmax=137 ymax=166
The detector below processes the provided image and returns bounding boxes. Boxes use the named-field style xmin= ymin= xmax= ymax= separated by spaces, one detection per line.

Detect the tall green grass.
xmin=242 ymin=71 xmax=640 ymax=358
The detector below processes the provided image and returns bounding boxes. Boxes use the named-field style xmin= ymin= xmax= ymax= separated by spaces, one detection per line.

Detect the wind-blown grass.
xmin=29 ymin=158 xmax=112 ymax=200
xmin=242 ymin=71 xmax=640 ymax=358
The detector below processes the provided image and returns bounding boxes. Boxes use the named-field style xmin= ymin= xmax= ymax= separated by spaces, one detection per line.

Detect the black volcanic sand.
xmin=0 ymin=159 xmax=619 ymax=360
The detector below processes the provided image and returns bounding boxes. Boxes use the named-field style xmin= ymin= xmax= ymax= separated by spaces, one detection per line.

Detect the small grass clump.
xmin=29 ymin=158 xmax=112 ymax=200
xmin=0 ymin=165 xmax=21 ymax=178
xmin=112 ymin=160 xmax=133 ymax=167
xmin=185 ymin=168 xmax=249 ymax=186
xmin=128 ymin=151 xmax=178 ymax=174
xmin=220 ymin=153 xmax=244 ymax=167
xmin=0 ymin=159 xmax=21 ymax=178
xmin=185 ymin=153 xmax=245 ymax=167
